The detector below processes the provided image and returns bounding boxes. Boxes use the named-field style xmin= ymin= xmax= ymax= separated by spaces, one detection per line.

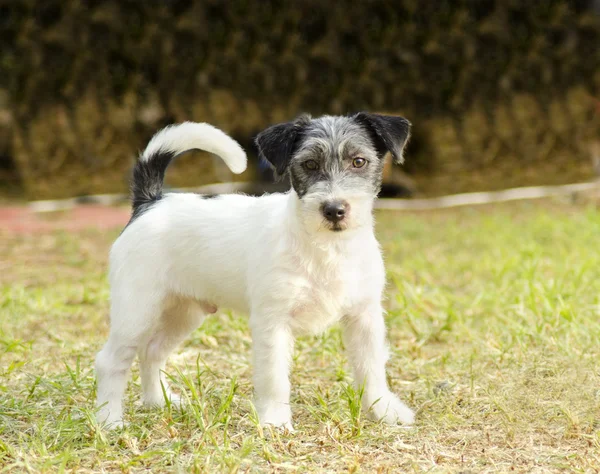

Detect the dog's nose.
xmin=322 ymin=201 xmax=348 ymax=223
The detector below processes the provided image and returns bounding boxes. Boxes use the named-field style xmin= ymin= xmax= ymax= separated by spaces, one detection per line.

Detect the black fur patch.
xmin=353 ymin=113 xmax=411 ymax=164
xmin=254 ymin=115 xmax=310 ymax=177
xmin=131 ymin=149 xmax=176 ymax=212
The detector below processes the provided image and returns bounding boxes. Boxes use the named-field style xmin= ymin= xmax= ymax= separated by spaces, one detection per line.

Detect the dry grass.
xmin=1 ymin=199 xmax=600 ymax=473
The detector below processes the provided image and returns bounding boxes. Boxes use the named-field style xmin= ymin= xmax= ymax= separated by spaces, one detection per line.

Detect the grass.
xmin=1 ymin=198 xmax=600 ymax=473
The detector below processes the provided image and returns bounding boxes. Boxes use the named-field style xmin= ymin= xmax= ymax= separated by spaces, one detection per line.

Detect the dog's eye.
xmin=304 ymin=160 xmax=319 ymax=171
xmin=352 ymin=157 xmax=367 ymax=168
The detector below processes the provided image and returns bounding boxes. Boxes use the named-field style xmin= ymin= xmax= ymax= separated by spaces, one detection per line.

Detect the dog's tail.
xmin=131 ymin=122 xmax=247 ymax=211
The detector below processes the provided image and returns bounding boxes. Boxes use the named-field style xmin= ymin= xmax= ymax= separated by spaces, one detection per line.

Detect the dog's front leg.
xmin=342 ymin=303 xmax=415 ymax=425
xmin=250 ymin=317 xmax=295 ymax=431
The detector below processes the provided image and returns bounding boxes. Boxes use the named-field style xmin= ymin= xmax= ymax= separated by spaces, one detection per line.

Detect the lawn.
xmin=1 ymin=199 xmax=600 ymax=473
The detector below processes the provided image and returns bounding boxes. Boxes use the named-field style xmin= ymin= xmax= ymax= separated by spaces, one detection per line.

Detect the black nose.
xmin=322 ymin=201 xmax=348 ymax=223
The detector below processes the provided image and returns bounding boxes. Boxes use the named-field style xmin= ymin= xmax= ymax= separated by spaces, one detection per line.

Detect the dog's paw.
xmin=165 ymin=392 xmax=184 ymax=408
xmin=98 ymin=415 xmax=127 ymax=430
xmin=256 ymin=401 xmax=294 ymax=433
xmin=97 ymin=406 xmax=127 ymax=430
xmin=367 ymin=393 xmax=415 ymax=426
xmin=143 ymin=391 xmax=184 ymax=409
xmin=105 ymin=419 xmax=127 ymax=430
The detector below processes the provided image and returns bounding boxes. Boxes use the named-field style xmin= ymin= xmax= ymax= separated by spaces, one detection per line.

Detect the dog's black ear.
xmin=255 ymin=115 xmax=310 ymax=177
xmin=354 ymin=112 xmax=411 ymax=164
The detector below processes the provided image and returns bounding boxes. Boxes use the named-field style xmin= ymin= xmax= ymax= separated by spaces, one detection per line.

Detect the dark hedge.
xmin=1 ymin=0 xmax=599 ymax=198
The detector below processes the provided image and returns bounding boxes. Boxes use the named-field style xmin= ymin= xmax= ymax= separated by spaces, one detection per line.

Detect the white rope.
xmin=28 ymin=180 xmax=600 ymax=213
xmin=375 ymin=181 xmax=599 ymax=210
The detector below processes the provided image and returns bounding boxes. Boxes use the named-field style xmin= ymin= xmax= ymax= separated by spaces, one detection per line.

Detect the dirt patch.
xmin=0 ymin=204 xmax=130 ymax=234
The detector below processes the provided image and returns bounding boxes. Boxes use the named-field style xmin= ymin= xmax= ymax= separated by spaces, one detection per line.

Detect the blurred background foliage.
xmin=1 ymin=0 xmax=599 ymax=199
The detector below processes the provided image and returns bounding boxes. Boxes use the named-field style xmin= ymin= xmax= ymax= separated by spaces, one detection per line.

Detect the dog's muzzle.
xmin=321 ymin=200 xmax=349 ymax=227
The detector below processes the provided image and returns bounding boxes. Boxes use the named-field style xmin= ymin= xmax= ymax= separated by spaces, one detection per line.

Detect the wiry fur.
xmin=96 ymin=114 xmax=414 ymax=431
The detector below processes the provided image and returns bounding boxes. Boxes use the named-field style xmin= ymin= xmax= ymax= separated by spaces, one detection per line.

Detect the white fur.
xmin=95 ymin=126 xmax=414 ymax=431
xmin=143 ymin=121 xmax=247 ymax=174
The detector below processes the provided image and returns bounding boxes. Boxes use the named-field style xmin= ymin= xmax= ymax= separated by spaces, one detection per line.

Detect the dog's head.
xmin=255 ymin=113 xmax=411 ymax=234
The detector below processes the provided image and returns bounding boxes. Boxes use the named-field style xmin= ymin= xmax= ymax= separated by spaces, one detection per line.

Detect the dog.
xmin=95 ymin=113 xmax=415 ymax=430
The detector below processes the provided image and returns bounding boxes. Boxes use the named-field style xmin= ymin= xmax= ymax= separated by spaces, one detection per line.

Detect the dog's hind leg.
xmin=95 ymin=290 xmax=164 ymax=428
xmin=95 ymin=339 xmax=137 ymax=428
xmin=138 ymin=298 xmax=208 ymax=407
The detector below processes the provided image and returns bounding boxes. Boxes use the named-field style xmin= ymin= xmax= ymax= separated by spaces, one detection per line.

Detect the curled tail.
xmin=131 ymin=122 xmax=247 ymax=212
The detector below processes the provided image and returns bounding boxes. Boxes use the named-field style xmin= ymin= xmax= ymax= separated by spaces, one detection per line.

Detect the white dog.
xmin=95 ymin=113 xmax=415 ymax=430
